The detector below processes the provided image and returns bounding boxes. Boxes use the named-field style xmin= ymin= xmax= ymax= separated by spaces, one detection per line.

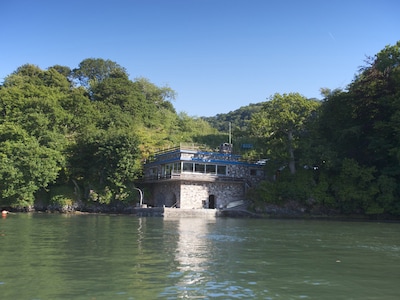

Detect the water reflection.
xmin=160 ymin=218 xmax=260 ymax=299
xmin=175 ymin=218 xmax=214 ymax=274
xmin=137 ymin=216 xmax=144 ymax=252
xmin=162 ymin=217 xmax=216 ymax=298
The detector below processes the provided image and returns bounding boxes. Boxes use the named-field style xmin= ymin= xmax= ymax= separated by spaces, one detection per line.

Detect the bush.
xmin=49 ymin=185 xmax=76 ymax=208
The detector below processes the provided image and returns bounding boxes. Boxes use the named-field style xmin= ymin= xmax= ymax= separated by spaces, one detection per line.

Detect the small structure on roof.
xmin=139 ymin=143 xmax=265 ymax=209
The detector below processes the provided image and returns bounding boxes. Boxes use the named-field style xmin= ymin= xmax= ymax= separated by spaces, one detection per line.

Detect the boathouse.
xmin=139 ymin=143 xmax=265 ymax=209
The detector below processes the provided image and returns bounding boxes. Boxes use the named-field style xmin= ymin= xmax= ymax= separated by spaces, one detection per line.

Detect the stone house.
xmin=139 ymin=143 xmax=265 ymax=209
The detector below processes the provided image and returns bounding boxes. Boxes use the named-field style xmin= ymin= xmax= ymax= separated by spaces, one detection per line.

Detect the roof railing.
xmin=153 ymin=143 xmax=211 ymax=156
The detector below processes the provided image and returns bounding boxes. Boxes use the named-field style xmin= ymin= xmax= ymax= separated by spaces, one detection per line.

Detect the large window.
xmin=162 ymin=164 xmax=172 ymax=176
xmin=206 ymin=164 xmax=216 ymax=174
xmin=181 ymin=162 xmax=226 ymax=175
xmin=195 ymin=163 xmax=205 ymax=173
xmin=182 ymin=162 xmax=193 ymax=172
xmin=173 ymin=162 xmax=181 ymax=172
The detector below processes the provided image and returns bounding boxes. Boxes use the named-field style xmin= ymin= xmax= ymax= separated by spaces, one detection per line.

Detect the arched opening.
xmin=208 ymin=195 xmax=216 ymax=209
xmin=165 ymin=193 xmax=178 ymax=207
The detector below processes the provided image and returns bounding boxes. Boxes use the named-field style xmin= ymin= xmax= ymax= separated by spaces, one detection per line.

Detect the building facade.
xmin=139 ymin=143 xmax=265 ymax=209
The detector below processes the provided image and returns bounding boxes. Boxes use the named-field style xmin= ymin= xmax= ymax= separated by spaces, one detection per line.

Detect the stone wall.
xmin=180 ymin=180 xmax=245 ymax=209
xmin=180 ymin=182 xmax=209 ymax=209
xmin=209 ymin=181 xmax=245 ymax=208
xmin=151 ymin=181 xmax=180 ymax=207
xmin=146 ymin=179 xmax=246 ymax=210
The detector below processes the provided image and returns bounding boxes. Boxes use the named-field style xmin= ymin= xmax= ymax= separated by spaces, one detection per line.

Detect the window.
xmin=250 ymin=169 xmax=264 ymax=176
xmin=182 ymin=162 xmax=193 ymax=172
xmin=217 ymin=165 xmax=226 ymax=175
xmin=206 ymin=164 xmax=216 ymax=174
xmin=149 ymin=167 xmax=158 ymax=179
xmin=162 ymin=164 xmax=172 ymax=176
xmin=181 ymin=163 xmax=226 ymax=175
xmin=173 ymin=162 xmax=181 ymax=172
xmin=195 ymin=163 xmax=205 ymax=173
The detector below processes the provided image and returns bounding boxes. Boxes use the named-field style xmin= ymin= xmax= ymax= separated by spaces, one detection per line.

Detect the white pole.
xmin=229 ymin=122 xmax=232 ymax=145
xmin=134 ymin=187 xmax=143 ymax=206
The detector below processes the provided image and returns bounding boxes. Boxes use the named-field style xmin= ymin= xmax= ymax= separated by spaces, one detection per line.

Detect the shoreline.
xmin=3 ymin=206 xmax=399 ymax=222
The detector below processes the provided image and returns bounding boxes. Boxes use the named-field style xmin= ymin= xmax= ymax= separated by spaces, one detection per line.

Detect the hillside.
xmin=202 ymin=102 xmax=265 ymax=133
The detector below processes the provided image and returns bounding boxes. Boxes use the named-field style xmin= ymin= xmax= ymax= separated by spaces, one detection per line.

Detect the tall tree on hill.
xmin=72 ymin=58 xmax=127 ymax=93
xmin=250 ymin=93 xmax=320 ymax=175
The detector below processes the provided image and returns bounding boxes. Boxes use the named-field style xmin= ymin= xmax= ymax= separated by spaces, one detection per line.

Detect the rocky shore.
xmin=3 ymin=199 xmax=397 ymax=221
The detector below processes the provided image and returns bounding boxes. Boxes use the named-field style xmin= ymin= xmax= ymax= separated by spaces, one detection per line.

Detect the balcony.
xmin=143 ymin=171 xmax=245 ymax=183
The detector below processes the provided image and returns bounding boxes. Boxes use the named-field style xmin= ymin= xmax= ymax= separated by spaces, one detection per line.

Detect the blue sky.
xmin=1 ymin=0 xmax=399 ymax=117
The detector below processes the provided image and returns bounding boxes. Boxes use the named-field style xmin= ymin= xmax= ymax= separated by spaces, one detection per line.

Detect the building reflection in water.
xmin=165 ymin=217 xmax=216 ymax=294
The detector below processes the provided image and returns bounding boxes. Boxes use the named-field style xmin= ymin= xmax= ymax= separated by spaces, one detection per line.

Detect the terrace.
xmin=143 ymin=143 xmax=264 ymax=183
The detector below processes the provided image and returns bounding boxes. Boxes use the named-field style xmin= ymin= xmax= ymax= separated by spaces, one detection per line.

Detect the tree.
xmin=203 ymin=102 xmax=264 ymax=133
xmin=250 ymin=93 xmax=320 ymax=175
xmin=331 ymin=158 xmax=378 ymax=214
xmin=72 ymin=58 xmax=127 ymax=91
xmin=0 ymin=70 xmax=72 ymax=148
xmin=133 ymin=77 xmax=177 ymax=125
xmin=48 ymin=65 xmax=72 ymax=78
xmin=134 ymin=77 xmax=176 ymax=108
xmin=68 ymin=129 xmax=141 ymax=203
xmin=0 ymin=123 xmax=64 ymax=207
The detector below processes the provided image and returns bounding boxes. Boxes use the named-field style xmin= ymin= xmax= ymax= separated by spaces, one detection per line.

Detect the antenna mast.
xmin=229 ymin=122 xmax=232 ymax=145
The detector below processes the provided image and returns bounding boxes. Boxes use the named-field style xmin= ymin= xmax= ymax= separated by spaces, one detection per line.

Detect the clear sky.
xmin=1 ymin=0 xmax=399 ymax=117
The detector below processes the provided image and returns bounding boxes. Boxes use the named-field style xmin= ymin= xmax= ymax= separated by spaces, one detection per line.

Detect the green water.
xmin=0 ymin=213 xmax=399 ymax=299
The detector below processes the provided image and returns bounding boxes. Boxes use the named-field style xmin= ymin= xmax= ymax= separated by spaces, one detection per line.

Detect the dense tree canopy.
xmin=72 ymin=58 xmax=127 ymax=90
xmin=250 ymin=93 xmax=320 ymax=174
xmin=0 ymin=123 xmax=63 ymax=207
xmin=210 ymin=41 xmax=400 ymax=218
xmin=0 ymin=59 xmax=219 ymax=210
xmin=247 ymin=41 xmax=400 ymax=217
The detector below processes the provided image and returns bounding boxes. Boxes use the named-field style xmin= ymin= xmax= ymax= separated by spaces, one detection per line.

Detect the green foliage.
xmin=0 ymin=124 xmax=63 ymax=208
xmin=312 ymin=41 xmax=400 ymax=215
xmin=88 ymin=186 xmax=113 ymax=204
xmin=250 ymin=93 xmax=320 ymax=174
xmin=308 ymin=172 xmax=336 ymax=208
xmin=0 ymin=58 xmax=185 ymax=208
xmin=72 ymin=58 xmax=127 ymax=90
xmin=202 ymin=103 xmax=268 ymax=157
xmin=177 ymin=113 xmax=220 ymax=144
xmin=246 ymin=41 xmax=400 ymax=217
xmin=68 ymin=128 xmax=141 ymax=201
xmin=203 ymin=102 xmax=264 ymax=132
xmin=247 ymin=180 xmax=278 ymax=210
xmin=331 ymin=158 xmax=378 ymax=214
xmin=49 ymin=185 xmax=76 ymax=207
xmin=248 ymin=168 xmax=328 ymax=214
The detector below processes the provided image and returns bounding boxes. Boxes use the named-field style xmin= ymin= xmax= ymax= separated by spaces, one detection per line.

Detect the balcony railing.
xmin=144 ymin=171 xmax=245 ymax=183
xmin=153 ymin=143 xmax=211 ymax=156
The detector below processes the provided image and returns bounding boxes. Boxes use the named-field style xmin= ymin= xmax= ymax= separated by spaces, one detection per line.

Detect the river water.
xmin=0 ymin=213 xmax=399 ymax=299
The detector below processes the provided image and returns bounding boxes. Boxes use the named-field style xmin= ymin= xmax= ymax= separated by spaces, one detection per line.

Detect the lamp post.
xmin=134 ymin=187 xmax=144 ymax=207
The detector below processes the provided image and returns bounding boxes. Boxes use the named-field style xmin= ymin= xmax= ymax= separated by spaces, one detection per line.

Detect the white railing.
xmin=144 ymin=172 xmax=245 ymax=182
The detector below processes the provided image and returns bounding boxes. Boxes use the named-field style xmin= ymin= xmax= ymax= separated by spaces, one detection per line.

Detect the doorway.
xmin=208 ymin=195 xmax=215 ymax=209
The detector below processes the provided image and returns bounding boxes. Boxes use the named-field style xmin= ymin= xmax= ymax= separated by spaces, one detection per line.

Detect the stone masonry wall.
xmin=180 ymin=182 xmax=209 ymax=209
xmin=151 ymin=182 xmax=180 ymax=207
xmin=180 ymin=181 xmax=245 ymax=209
xmin=209 ymin=182 xmax=245 ymax=208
